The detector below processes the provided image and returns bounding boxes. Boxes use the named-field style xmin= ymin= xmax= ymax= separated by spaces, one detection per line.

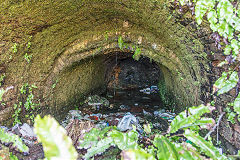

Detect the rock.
xmin=109 ymin=104 xmax=114 ymax=109
xmin=61 ymin=110 xmax=83 ymax=127
xmin=119 ymin=105 xmax=130 ymax=111
xmin=85 ymin=95 xmax=109 ymax=108
xmin=19 ymin=123 xmax=36 ymax=138
xmin=117 ymin=112 xmax=143 ymax=133
xmin=96 ymin=121 xmax=109 ymax=129
xmin=11 ymin=124 xmax=21 ymax=136
xmin=143 ymin=109 xmax=152 ymax=119
xmin=152 ymin=119 xmax=168 ymax=131
xmin=142 ymin=97 xmax=151 ymax=100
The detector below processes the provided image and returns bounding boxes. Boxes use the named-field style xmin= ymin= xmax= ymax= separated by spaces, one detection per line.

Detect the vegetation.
xmin=34 ymin=115 xmax=78 ymax=160
xmin=118 ymin=35 xmax=142 ymax=60
xmin=0 ymin=128 xmax=29 ymax=153
xmin=0 ymin=74 xmax=5 ymax=87
xmin=78 ymin=105 xmax=228 ymax=160
xmin=1 ymin=105 xmax=227 ymax=160
xmin=12 ymin=83 xmax=39 ymax=125
xmin=173 ymin=0 xmax=240 ymax=123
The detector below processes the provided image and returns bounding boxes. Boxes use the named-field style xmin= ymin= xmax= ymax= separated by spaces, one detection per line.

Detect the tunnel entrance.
xmin=102 ymin=54 xmax=166 ymax=114
xmin=106 ymin=57 xmax=160 ymax=90
xmin=64 ymin=52 xmax=176 ymax=133
xmin=72 ymin=52 xmax=173 ymax=131
xmin=52 ymin=50 xmax=177 ymax=125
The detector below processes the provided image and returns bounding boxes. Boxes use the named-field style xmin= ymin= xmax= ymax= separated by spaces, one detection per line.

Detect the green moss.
xmin=0 ymin=0 xmax=211 ymax=117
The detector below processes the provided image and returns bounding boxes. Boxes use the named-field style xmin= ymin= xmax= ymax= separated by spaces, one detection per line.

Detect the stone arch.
xmin=41 ymin=32 xmax=207 ymax=116
xmin=0 ymin=0 xmax=211 ymax=123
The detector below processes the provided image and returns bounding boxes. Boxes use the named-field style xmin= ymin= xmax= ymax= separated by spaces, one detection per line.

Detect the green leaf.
xmin=132 ymin=47 xmax=141 ymax=60
xmin=109 ymin=130 xmax=139 ymax=150
xmin=234 ymin=94 xmax=240 ymax=115
xmin=174 ymin=143 xmax=203 ymax=160
xmin=79 ymin=127 xmax=114 ymax=149
xmin=217 ymin=20 xmax=231 ymax=37
xmin=231 ymin=39 xmax=239 ymax=56
xmin=153 ymin=135 xmax=179 ymax=160
xmin=196 ymin=117 xmax=215 ymax=129
xmin=143 ymin=124 xmax=151 ymax=134
xmin=10 ymin=152 xmax=19 ymax=160
xmin=229 ymin=15 xmax=240 ymax=31
xmin=121 ymin=149 xmax=155 ymax=160
xmin=227 ymin=111 xmax=236 ymax=124
xmin=80 ymin=127 xmax=139 ymax=159
xmin=34 ymin=115 xmax=78 ymax=160
xmin=168 ymin=105 xmax=214 ymax=134
xmin=195 ymin=0 xmax=215 ymax=25
xmin=217 ymin=0 xmax=233 ymax=22
xmin=224 ymin=45 xmax=232 ymax=55
xmin=83 ymin=137 xmax=113 ymax=159
xmin=79 ymin=128 xmax=101 ymax=149
xmin=214 ymin=72 xmax=228 ymax=93
xmin=0 ymin=88 xmax=5 ymax=102
xmin=0 ymin=128 xmax=29 ymax=153
xmin=208 ymin=10 xmax=218 ymax=31
xmin=184 ymin=130 xmax=228 ymax=160
xmin=217 ymin=71 xmax=238 ymax=95
xmin=118 ymin=36 xmax=124 ymax=50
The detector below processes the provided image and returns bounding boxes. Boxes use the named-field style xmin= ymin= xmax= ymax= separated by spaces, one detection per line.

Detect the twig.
xmin=204 ymin=112 xmax=225 ymax=140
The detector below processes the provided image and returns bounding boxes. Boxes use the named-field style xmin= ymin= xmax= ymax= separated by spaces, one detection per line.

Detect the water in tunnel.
xmin=67 ymin=51 xmax=176 ymax=132
xmin=103 ymin=56 xmax=165 ymax=113
xmin=72 ymin=53 xmax=173 ymax=132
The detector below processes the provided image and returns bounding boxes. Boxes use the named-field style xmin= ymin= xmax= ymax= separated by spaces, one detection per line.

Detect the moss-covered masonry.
xmin=0 ymin=0 xmax=213 ymax=122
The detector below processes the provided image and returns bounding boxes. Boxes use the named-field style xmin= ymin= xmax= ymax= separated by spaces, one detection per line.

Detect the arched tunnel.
xmin=45 ymin=34 xmax=208 ymax=119
xmin=2 ymin=0 xmax=240 ymax=155
xmin=0 ymin=0 xmax=211 ymax=121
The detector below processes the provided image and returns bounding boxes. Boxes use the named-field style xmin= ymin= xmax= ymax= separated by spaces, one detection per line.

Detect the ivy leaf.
xmin=231 ymin=39 xmax=239 ymax=56
xmin=229 ymin=15 xmax=240 ymax=31
xmin=208 ymin=10 xmax=218 ymax=31
xmin=217 ymin=0 xmax=233 ymax=22
xmin=217 ymin=71 xmax=238 ymax=95
xmin=184 ymin=130 xmax=228 ymax=160
xmin=213 ymin=72 xmax=228 ymax=94
xmin=217 ymin=20 xmax=231 ymax=38
xmin=195 ymin=1 xmax=208 ymax=25
xmin=195 ymin=0 xmax=215 ymax=25
xmin=118 ymin=36 xmax=124 ymax=50
xmin=224 ymin=45 xmax=232 ymax=55
xmin=34 ymin=115 xmax=78 ymax=160
xmin=168 ymin=105 xmax=214 ymax=134
xmin=234 ymin=94 xmax=240 ymax=115
xmin=121 ymin=149 xmax=155 ymax=160
xmin=153 ymin=135 xmax=179 ymax=160
xmin=132 ymin=47 xmax=141 ymax=60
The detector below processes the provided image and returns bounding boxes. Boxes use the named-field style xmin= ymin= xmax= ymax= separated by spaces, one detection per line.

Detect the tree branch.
xmin=204 ymin=112 xmax=225 ymax=140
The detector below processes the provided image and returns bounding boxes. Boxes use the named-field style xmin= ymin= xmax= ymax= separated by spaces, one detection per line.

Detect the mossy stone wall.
xmin=0 ymin=0 xmax=211 ymax=122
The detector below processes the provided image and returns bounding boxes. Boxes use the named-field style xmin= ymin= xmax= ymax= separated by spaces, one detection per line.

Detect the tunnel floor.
xmin=75 ymin=56 xmax=172 ymax=117
xmin=68 ymin=56 xmax=175 ymax=133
